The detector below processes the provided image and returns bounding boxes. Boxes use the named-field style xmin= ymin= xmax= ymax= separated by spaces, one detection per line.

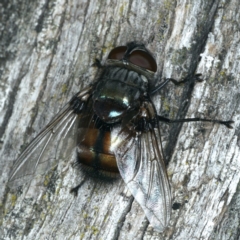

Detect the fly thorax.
xmin=101 ymin=67 xmax=149 ymax=91
xmin=93 ymin=68 xmax=148 ymax=124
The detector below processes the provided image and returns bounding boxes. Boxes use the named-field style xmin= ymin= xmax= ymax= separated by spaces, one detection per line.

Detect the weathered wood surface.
xmin=0 ymin=0 xmax=240 ymax=239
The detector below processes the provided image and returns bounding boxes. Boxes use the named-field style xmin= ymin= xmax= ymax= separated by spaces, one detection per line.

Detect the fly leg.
xmin=92 ymin=59 xmax=104 ymax=68
xmin=152 ymin=74 xmax=234 ymax=128
xmin=69 ymin=89 xmax=92 ymax=114
xmin=158 ymin=116 xmax=234 ymax=129
xmin=151 ymin=74 xmax=203 ymax=94
xmin=70 ymin=178 xmax=86 ymax=196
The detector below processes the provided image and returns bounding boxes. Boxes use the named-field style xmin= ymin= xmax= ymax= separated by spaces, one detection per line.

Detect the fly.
xmin=8 ymin=42 xmax=233 ymax=232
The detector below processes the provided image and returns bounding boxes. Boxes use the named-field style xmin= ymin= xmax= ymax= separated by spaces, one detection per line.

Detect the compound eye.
xmin=108 ymin=46 xmax=127 ymax=60
xmin=129 ymin=50 xmax=157 ymax=72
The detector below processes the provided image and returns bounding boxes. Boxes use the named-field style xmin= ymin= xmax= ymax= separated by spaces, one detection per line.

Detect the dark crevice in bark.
xmin=164 ymin=1 xmax=221 ymax=165
xmin=111 ymin=196 xmax=134 ymax=240
xmin=0 ymin=66 xmax=29 ymax=141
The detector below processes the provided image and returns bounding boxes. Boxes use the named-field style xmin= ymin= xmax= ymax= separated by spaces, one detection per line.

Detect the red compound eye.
xmin=108 ymin=46 xmax=127 ymax=60
xmin=129 ymin=50 xmax=157 ymax=72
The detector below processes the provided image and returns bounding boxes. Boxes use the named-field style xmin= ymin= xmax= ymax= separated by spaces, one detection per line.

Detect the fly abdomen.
xmin=77 ymin=126 xmax=119 ymax=178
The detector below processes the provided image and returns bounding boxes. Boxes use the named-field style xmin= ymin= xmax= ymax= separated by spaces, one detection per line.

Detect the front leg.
xmin=92 ymin=58 xmax=104 ymax=68
xmin=151 ymin=74 xmax=203 ymax=94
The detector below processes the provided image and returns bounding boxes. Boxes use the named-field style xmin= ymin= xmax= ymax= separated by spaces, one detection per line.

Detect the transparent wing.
xmin=111 ymin=104 xmax=171 ymax=232
xmin=8 ymin=87 xmax=92 ymax=188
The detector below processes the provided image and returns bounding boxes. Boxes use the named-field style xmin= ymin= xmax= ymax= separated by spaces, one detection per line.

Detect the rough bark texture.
xmin=0 ymin=0 xmax=240 ymax=239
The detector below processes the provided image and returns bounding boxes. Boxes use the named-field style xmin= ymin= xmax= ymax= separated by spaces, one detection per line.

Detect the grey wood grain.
xmin=1 ymin=0 xmax=239 ymax=239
